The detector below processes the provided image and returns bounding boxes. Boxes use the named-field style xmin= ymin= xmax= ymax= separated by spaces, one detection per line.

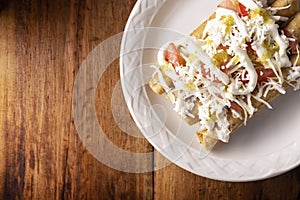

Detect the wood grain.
xmin=0 ymin=0 xmax=299 ymax=199
xmin=154 ymin=152 xmax=300 ymax=200
xmin=0 ymin=0 xmax=153 ymax=199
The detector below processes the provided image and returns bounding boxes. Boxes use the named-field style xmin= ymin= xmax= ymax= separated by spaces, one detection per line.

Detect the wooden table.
xmin=0 ymin=0 xmax=299 ymax=199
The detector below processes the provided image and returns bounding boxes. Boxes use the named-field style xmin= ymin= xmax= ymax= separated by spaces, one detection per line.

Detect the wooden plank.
xmin=0 ymin=0 xmax=154 ymax=199
xmin=154 ymin=151 xmax=300 ymax=199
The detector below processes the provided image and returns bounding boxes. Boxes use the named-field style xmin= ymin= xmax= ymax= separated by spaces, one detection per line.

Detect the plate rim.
xmin=120 ymin=0 xmax=300 ymax=182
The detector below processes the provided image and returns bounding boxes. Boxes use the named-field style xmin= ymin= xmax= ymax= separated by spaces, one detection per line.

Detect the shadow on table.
xmin=0 ymin=0 xmax=8 ymax=11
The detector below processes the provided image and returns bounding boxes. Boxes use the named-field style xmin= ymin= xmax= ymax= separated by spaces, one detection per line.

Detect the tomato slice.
xmin=218 ymin=0 xmax=240 ymax=13
xmin=290 ymin=41 xmax=299 ymax=54
xmin=164 ymin=43 xmax=185 ymax=68
xmin=230 ymin=101 xmax=243 ymax=115
xmin=217 ymin=0 xmax=249 ymax=17
xmin=257 ymin=68 xmax=275 ymax=83
xmin=284 ymin=29 xmax=299 ymax=54
xmin=238 ymin=3 xmax=249 ymax=17
xmin=240 ymin=68 xmax=275 ymax=83
xmin=217 ymin=44 xmax=229 ymax=51
xmin=246 ymin=42 xmax=254 ymax=54
xmin=220 ymin=65 xmax=229 ymax=74
xmin=246 ymin=42 xmax=258 ymax=61
xmin=283 ymin=29 xmax=293 ymax=38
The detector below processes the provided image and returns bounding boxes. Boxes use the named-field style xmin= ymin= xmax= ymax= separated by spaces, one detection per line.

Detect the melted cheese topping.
xmin=152 ymin=0 xmax=299 ymax=143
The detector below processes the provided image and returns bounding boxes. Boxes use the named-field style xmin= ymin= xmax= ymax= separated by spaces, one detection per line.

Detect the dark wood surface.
xmin=0 ymin=0 xmax=299 ymax=199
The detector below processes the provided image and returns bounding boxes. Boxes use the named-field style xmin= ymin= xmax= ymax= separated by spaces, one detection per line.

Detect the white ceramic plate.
xmin=120 ymin=0 xmax=300 ymax=181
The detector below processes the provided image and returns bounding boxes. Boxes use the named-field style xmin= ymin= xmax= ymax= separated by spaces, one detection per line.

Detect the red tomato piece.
xmin=217 ymin=44 xmax=229 ymax=51
xmin=246 ymin=42 xmax=258 ymax=58
xmin=290 ymin=41 xmax=299 ymax=54
xmin=230 ymin=101 xmax=243 ymax=115
xmin=238 ymin=3 xmax=249 ymax=17
xmin=218 ymin=0 xmax=249 ymax=16
xmin=257 ymin=68 xmax=275 ymax=83
xmin=284 ymin=29 xmax=299 ymax=54
xmin=240 ymin=71 xmax=250 ymax=83
xmin=164 ymin=43 xmax=185 ymax=68
xmin=284 ymin=29 xmax=293 ymax=38
xmin=245 ymin=42 xmax=260 ymax=64
xmin=217 ymin=0 xmax=240 ymax=13
xmin=220 ymin=65 xmax=229 ymax=75
xmin=240 ymin=68 xmax=275 ymax=83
